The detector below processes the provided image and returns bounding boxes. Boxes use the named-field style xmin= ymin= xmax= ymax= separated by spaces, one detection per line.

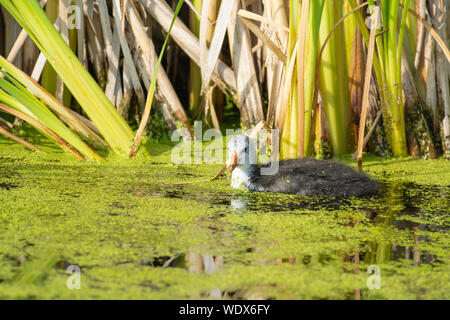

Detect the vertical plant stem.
xmin=357 ymin=8 xmax=377 ymax=170
xmin=296 ymin=0 xmax=309 ymax=158
xmin=319 ymin=0 xmax=352 ymax=156
xmin=40 ymin=0 xmax=58 ymax=96
xmin=189 ymin=0 xmax=202 ymax=112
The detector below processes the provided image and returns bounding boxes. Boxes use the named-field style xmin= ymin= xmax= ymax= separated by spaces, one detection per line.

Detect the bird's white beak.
xmin=211 ymin=151 xmax=239 ymax=181
xmin=228 ymin=151 xmax=238 ymax=173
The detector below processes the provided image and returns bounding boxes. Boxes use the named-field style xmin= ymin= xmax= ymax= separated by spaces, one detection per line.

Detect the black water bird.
xmin=226 ymin=134 xmax=379 ymax=197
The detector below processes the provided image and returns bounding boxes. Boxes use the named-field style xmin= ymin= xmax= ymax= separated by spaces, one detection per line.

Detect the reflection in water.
xmin=138 ymin=181 xmax=449 ymax=300
xmin=230 ymin=195 xmax=250 ymax=213
xmin=228 ymin=182 xmax=448 ymax=266
xmin=186 ymin=253 xmax=222 ymax=298
xmin=158 ymin=253 xmax=224 ymax=298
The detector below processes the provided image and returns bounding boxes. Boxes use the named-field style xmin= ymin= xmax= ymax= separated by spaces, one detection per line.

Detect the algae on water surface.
xmin=0 ymin=129 xmax=449 ymax=299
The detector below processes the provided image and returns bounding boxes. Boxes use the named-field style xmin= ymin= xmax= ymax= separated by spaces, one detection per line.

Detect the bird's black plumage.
xmin=247 ymin=158 xmax=379 ymax=197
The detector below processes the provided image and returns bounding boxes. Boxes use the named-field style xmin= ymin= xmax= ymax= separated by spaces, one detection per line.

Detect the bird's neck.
xmin=230 ymin=164 xmax=258 ymax=190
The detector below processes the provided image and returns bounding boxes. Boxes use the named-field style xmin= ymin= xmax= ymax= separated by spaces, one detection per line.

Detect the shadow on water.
xmin=134 ymin=180 xmax=449 ymax=299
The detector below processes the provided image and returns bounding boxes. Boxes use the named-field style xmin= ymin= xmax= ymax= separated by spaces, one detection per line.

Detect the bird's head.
xmin=226 ymin=134 xmax=257 ymax=173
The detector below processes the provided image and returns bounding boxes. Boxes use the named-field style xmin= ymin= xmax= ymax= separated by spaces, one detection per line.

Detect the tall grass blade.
xmin=0 ymin=55 xmax=107 ymax=149
xmin=0 ymin=0 xmax=135 ymax=156
xmin=0 ymin=75 xmax=103 ymax=160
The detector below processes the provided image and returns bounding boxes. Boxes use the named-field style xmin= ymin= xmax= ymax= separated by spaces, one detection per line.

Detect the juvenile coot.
xmin=226 ymin=134 xmax=379 ymax=197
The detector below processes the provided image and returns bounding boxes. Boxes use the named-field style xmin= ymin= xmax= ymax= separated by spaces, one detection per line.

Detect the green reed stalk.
xmin=0 ymin=78 xmax=102 ymax=161
xmin=319 ymin=0 xmax=352 ymax=156
xmin=280 ymin=0 xmax=298 ymax=159
xmin=280 ymin=0 xmax=325 ymax=159
xmin=368 ymin=0 xmax=409 ymax=156
xmin=189 ymin=0 xmax=202 ymax=112
xmin=0 ymin=0 xmax=135 ymax=156
xmin=40 ymin=0 xmax=59 ymax=97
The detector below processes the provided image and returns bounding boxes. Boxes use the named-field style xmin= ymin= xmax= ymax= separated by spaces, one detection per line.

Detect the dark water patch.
xmin=109 ymin=202 xmax=134 ymax=211
xmin=230 ymin=193 xmax=368 ymax=213
xmin=175 ymin=171 xmax=195 ymax=178
xmin=77 ymin=180 xmax=93 ymax=184
xmin=139 ymin=255 xmax=186 ymax=269
xmin=0 ymin=182 xmax=19 ymax=190
xmin=54 ymin=259 xmax=74 ymax=271
xmin=0 ymin=156 xmax=24 ymax=163
xmin=101 ymin=211 xmax=122 ymax=217
xmin=164 ymin=189 xmax=186 ymax=199
xmin=42 ymin=159 xmax=61 ymax=164
xmin=132 ymin=183 xmax=227 ymax=203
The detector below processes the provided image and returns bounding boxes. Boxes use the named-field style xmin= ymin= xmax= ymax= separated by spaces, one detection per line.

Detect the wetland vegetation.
xmin=0 ymin=131 xmax=449 ymax=299
xmin=0 ymin=0 xmax=449 ymax=300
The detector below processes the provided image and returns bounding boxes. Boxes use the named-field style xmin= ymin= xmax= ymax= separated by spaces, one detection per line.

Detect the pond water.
xmin=0 ymin=134 xmax=449 ymax=299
